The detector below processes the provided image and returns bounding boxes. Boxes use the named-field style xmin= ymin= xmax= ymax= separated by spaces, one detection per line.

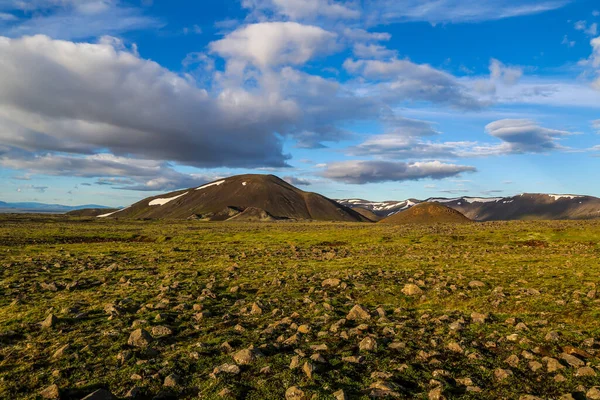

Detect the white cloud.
xmin=363 ymin=0 xmax=570 ymax=24
xmin=344 ymin=58 xmax=484 ymax=110
xmin=0 ymin=12 xmax=17 ymax=21
xmin=562 ymin=35 xmax=575 ymax=47
xmin=490 ymin=58 xmax=523 ymax=85
xmin=283 ymin=176 xmax=312 ymax=186
xmin=575 ymin=20 xmax=598 ymax=36
xmin=593 ymin=119 xmax=600 ymax=134
xmin=352 ymin=43 xmax=397 ymax=59
xmin=322 ymin=160 xmax=476 ymax=184
xmin=484 ymin=119 xmax=574 ymax=153
xmin=242 ymin=0 xmax=359 ymax=20
xmin=342 ymin=28 xmax=391 ymax=42
xmin=0 ymin=151 xmax=214 ymax=191
xmin=593 ymin=10 xmax=599 ymax=17
xmin=0 ymin=35 xmax=294 ymax=169
xmin=210 ymin=22 xmax=338 ymax=69
xmin=0 ymin=0 xmax=161 ymax=39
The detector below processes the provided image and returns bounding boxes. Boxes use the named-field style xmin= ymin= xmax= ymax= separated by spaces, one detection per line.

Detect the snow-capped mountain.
xmin=337 ymin=193 xmax=600 ymax=221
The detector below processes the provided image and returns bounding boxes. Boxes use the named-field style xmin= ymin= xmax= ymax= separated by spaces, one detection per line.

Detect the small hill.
xmin=379 ymin=202 xmax=472 ymax=224
xmin=67 ymin=208 xmax=119 ymax=217
xmin=104 ymin=174 xmax=369 ymax=222
xmin=351 ymin=207 xmax=382 ymax=222
xmin=227 ymin=207 xmax=278 ymax=222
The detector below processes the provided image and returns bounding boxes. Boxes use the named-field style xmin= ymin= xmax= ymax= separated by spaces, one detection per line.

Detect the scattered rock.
xmin=346 ymin=304 xmax=371 ymax=321
xmin=471 ymin=312 xmax=487 ymax=324
xmin=359 ymin=337 xmax=377 ymax=352
xmin=494 ymin=368 xmax=513 ymax=382
xmin=402 ymin=284 xmax=423 ymax=296
xmin=41 ymin=314 xmax=58 ymax=329
xmin=128 ymin=329 xmax=153 ymax=348
xmin=250 ymin=303 xmax=263 ymax=315
xmin=163 ymin=374 xmax=180 ymax=387
xmin=40 ymin=384 xmax=60 ymax=399
xmin=322 ymin=278 xmax=341 ymax=288
xmin=333 ymin=389 xmax=347 ymax=400
xmin=587 ymin=387 xmax=600 ymax=400
xmin=151 ymin=326 xmax=173 ymax=337
xmin=302 ymin=361 xmax=315 ymax=379
xmin=285 ymin=386 xmax=306 ymax=400
xmin=233 ymin=348 xmax=262 ymax=365
xmin=447 ymin=342 xmax=463 ymax=353
xmin=212 ymin=364 xmax=240 ymax=378
xmin=468 ymin=281 xmax=486 ymax=289
xmin=575 ymin=367 xmax=596 ymax=377
xmin=560 ymin=353 xmax=585 ymax=368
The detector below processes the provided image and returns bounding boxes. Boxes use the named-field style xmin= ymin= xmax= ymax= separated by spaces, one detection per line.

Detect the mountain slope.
xmin=104 ymin=174 xmax=369 ymax=222
xmin=379 ymin=202 xmax=472 ymax=224
xmin=339 ymin=194 xmax=600 ymax=221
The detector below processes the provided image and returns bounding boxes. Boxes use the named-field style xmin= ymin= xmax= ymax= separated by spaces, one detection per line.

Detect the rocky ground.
xmin=0 ymin=215 xmax=599 ymax=399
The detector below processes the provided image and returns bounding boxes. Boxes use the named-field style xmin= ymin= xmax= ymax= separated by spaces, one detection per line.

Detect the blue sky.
xmin=0 ymin=0 xmax=599 ymax=206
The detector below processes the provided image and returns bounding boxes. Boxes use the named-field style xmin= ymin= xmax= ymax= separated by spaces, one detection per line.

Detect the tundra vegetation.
xmin=0 ymin=215 xmax=599 ymax=399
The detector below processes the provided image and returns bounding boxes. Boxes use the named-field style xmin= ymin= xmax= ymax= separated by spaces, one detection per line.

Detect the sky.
xmin=0 ymin=0 xmax=599 ymax=207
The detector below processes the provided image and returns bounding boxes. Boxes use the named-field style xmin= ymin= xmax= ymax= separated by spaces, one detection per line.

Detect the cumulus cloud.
xmin=575 ymin=20 xmax=598 ymax=36
xmin=210 ymin=22 xmax=338 ymax=69
xmin=352 ymin=43 xmax=397 ymax=59
xmin=344 ymin=58 xmax=484 ymax=110
xmin=283 ymin=176 xmax=312 ymax=186
xmin=593 ymin=119 xmax=600 ymax=133
xmin=322 ymin=160 xmax=476 ymax=184
xmin=484 ymin=119 xmax=574 ymax=153
xmin=0 ymin=35 xmax=292 ymax=169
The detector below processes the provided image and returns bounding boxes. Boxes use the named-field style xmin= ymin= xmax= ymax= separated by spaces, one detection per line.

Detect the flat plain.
xmin=1 ymin=215 xmax=600 ymax=399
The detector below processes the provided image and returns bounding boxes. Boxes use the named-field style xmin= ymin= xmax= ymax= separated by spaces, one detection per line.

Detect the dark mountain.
xmin=338 ymin=194 xmax=600 ymax=221
xmin=103 ymin=174 xmax=369 ymax=222
xmin=379 ymin=202 xmax=472 ymax=224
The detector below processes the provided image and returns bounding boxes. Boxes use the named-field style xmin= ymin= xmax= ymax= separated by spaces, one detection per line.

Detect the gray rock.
xmin=40 ymin=384 xmax=60 ymax=399
xmin=41 ymin=314 xmax=58 ymax=329
xmin=128 ymin=329 xmax=153 ymax=348
xmin=359 ymin=337 xmax=377 ymax=352
xmin=346 ymin=304 xmax=371 ymax=321
xmin=285 ymin=386 xmax=306 ymax=400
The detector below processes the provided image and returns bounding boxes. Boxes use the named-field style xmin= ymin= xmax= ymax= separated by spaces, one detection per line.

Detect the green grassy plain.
xmin=0 ymin=215 xmax=599 ymax=399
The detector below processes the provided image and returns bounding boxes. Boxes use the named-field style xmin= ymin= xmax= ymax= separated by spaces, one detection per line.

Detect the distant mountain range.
xmin=0 ymin=201 xmax=113 ymax=214
xmin=337 ymin=193 xmax=600 ymax=221
xmin=5 ymin=176 xmax=600 ymax=222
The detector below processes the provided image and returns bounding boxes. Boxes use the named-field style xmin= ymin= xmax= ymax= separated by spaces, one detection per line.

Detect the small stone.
xmin=543 ymin=357 xmax=564 ymax=373
xmin=341 ymin=355 xmax=364 ymax=364
xmin=471 ymin=312 xmax=487 ymax=324
xmin=575 ymin=367 xmax=597 ymax=377
xmin=545 ymin=331 xmax=561 ymax=342
xmin=290 ymin=355 xmax=301 ymax=369
xmin=52 ymin=344 xmax=71 ymax=359
xmin=297 ymin=324 xmax=311 ymax=334
xmin=250 ymin=303 xmax=263 ymax=315
xmin=212 ymin=363 xmax=240 ymax=377
xmin=128 ymin=329 xmax=153 ymax=348
xmin=359 ymin=337 xmax=377 ymax=352
xmin=40 ymin=384 xmax=60 ymax=399
xmin=333 ymin=389 xmax=347 ymax=400
xmin=346 ymin=304 xmax=371 ymax=320
xmin=163 ymin=374 xmax=180 ymax=387
xmin=505 ymin=355 xmax=520 ymax=368
xmin=233 ymin=348 xmax=261 ymax=365
xmin=560 ymin=353 xmax=584 ymax=368
xmin=302 ymin=361 xmax=316 ymax=379
xmin=554 ymin=374 xmax=566 ymax=383
xmin=285 ymin=386 xmax=306 ymax=400
xmin=494 ymin=368 xmax=513 ymax=382
xmin=151 ymin=326 xmax=173 ymax=337
xmin=41 ymin=314 xmax=58 ymax=329
xmin=587 ymin=387 xmax=600 ymax=400
xmin=402 ymin=284 xmax=423 ymax=296
xmin=447 ymin=342 xmax=463 ymax=353
xmin=429 ymin=387 xmax=446 ymax=400
xmin=469 ymin=281 xmax=486 ymax=288
xmin=529 ymin=361 xmax=543 ymax=372
xmin=322 ymin=278 xmax=341 ymax=287
xmin=218 ymin=388 xmax=232 ymax=397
